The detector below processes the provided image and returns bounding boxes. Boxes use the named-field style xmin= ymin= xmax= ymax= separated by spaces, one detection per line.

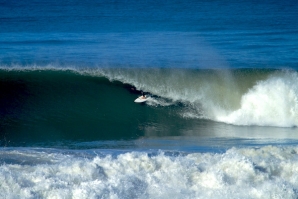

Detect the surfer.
xmin=134 ymin=91 xmax=150 ymax=103
xmin=141 ymin=92 xmax=146 ymax=99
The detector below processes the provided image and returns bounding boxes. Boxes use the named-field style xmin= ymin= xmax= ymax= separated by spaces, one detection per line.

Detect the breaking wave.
xmin=1 ymin=65 xmax=298 ymax=130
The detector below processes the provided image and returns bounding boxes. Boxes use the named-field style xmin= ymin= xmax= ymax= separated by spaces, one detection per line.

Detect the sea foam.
xmin=0 ymin=146 xmax=297 ymax=199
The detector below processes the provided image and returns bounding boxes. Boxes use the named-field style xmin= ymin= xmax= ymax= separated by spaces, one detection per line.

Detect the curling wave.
xmin=1 ymin=65 xmax=297 ymax=147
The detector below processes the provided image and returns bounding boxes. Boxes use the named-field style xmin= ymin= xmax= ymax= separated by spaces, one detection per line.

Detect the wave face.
xmin=0 ymin=67 xmax=200 ymax=146
xmin=0 ymin=146 xmax=298 ymax=199
xmin=1 ymin=66 xmax=298 ymax=146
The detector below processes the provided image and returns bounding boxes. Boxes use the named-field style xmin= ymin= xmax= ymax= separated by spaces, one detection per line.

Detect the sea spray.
xmin=218 ymin=71 xmax=298 ymax=127
xmin=97 ymin=67 xmax=281 ymax=124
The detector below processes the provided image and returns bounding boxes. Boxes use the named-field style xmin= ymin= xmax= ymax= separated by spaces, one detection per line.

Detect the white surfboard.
xmin=134 ymin=96 xmax=148 ymax=103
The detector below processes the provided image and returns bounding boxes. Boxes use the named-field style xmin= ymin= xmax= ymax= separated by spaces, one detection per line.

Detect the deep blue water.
xmin=1 ymin=0 xmax=298 ymax=198
xmin=1 ymin=0 xmax=297 ymax=68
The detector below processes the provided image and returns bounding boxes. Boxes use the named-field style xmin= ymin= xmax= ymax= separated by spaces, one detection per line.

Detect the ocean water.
xmin=1 ymin=0 xmax=298 ymax=198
